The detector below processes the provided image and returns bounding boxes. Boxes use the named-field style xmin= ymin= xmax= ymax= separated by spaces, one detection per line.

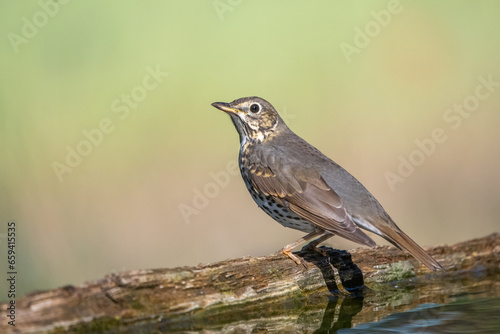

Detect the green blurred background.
xmin=1 ymin=1 xmax=499 ymax=299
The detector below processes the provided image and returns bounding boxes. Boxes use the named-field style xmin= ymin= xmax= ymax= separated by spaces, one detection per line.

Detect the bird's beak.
xmin=211 ymin=102 xmax=246 ymax=115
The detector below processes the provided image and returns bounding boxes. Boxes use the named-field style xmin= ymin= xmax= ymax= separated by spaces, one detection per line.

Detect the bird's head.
xmin=212 ymin=96 xmax=287 ymax=144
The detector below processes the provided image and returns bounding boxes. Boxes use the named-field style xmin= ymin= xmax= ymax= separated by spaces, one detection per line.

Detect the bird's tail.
xmin=376 ymin=223 xmax=445 ymax=272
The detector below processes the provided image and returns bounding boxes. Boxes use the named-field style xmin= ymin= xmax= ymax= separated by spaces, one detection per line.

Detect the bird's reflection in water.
xmin=314 ymin=295 xmax=364 ymax=333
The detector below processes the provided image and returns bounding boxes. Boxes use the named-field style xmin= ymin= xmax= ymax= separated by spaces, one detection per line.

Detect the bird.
xmin=211 ymin=96 xmax=444 ymax=272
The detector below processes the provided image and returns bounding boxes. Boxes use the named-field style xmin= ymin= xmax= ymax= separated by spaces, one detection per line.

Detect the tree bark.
xmin=1 ymin=233 xmax=498 ymax=333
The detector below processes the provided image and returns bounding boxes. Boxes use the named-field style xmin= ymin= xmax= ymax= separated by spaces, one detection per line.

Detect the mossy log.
xmin=1 ymin=233 xmax=498 ymax=333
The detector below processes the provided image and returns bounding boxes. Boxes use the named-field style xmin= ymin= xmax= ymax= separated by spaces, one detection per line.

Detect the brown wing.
xmin=247 ymin=163 xmax=376 ymax=247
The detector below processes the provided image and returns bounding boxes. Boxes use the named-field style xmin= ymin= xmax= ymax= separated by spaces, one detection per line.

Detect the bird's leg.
xmin=280 ymin=231 xmax=323 ymax=266
xmin=302 ymin=232 xmax=335 ymax=254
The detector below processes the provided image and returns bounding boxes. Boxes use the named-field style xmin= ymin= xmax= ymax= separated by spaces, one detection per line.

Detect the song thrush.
xmin=211 ymin=97 xmax=444 ymax=271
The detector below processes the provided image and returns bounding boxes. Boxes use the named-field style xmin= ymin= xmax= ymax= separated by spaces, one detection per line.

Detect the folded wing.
xmin=247 ymin=162 xmax=376 ymax=247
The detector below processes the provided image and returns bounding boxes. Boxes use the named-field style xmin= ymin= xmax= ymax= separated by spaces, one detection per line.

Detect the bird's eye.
xmin=250 ymin=104 xmax=260 ymax=113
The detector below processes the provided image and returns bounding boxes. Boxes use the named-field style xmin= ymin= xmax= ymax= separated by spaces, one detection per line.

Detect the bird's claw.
xmin=281 ymin=249 xmax=308 ymax=269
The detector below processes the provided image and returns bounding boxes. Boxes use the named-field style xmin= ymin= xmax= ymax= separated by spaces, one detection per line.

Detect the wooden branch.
xmin=1 ymin=233 xmax=498 ymax=333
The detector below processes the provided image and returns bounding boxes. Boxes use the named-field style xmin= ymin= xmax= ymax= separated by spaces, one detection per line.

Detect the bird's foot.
xmin=280 ymin=248 xmax=309 ymax=269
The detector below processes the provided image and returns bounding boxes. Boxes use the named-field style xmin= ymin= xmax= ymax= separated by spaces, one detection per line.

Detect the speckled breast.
xmin=238 ymin=148 xmax=317 ymax=233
